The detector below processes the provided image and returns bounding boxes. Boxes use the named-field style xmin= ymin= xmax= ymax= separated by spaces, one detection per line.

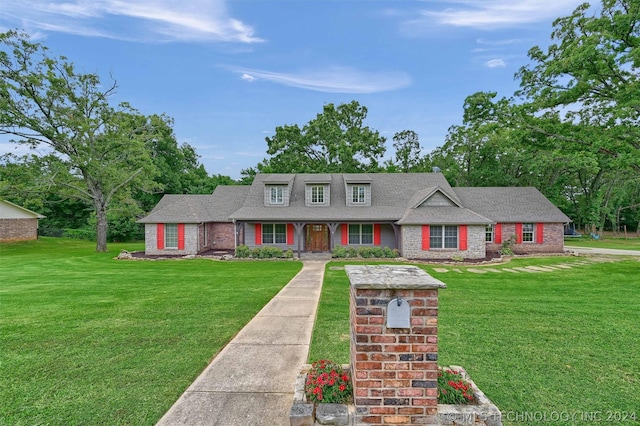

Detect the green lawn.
xmin=564 ymin=235 xmax=640 ymax=250
xmin=310 ymin=257 xmax=640 ymax=425
xmin=0 ymin=238 xmax=302 ymax=425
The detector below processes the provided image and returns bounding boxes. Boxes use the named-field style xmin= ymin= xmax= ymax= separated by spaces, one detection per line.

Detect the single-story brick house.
xmin=138 ymin=173 xmax=571 ymax=259
xmin=0 ymin=199 xmax=45 ymax=242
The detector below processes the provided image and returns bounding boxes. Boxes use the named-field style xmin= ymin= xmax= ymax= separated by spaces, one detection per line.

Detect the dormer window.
xmin=269 ymin=186 xmax=284 ymax=204
xmin=311 ymin=186 xmax=324 ymax=204
xmin=352 ymin=186 xmax=366 ymax=204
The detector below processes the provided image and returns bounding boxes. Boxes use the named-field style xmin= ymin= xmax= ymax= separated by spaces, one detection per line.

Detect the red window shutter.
xmin=495 ymin=223 xmax=502 ymax=244
xmin=515 ymin=223 xmax=523 ymax=244
xmin=537 ymin=223 xmax=544 ymax=244
xmin=422 ymin=225 xmax=430 ymax=250
xmin=459 ymin=225 xmax=468 ymax=250
xmin=255 ymin=223 xmax=262 ymax=245
xmin=341 ymin=223 xmax=348 ymax=245
xmin=177 ymin=224 xmax=185 ymax=250
xmin=157 ymin=224 xmax=164 ymax=250
xmin=287 ymin=224 xmax=294 ymax=245
xmin=373 ymin=224 xmax=381 ymax=246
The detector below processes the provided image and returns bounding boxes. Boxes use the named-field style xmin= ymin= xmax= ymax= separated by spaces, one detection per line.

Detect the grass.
xmin=0 ymin=238 xmax=302 ymax=426
xmin=564 ymin=235 xmax=640 ymax=250
xmin=310 ymin=257 xmax=640 ymax=425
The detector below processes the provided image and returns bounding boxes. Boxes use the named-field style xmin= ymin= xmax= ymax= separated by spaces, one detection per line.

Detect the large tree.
xmin=516 ymin=0 xmax=640 ymax=172
xmin=0 ymin=30 xmax=158 ymax=251
xmin=245 ymin=101 xmax=386 ymax=177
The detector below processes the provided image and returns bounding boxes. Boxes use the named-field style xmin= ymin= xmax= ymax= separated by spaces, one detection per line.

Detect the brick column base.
xmin=345 ymin=265 xmax=446 ymax=426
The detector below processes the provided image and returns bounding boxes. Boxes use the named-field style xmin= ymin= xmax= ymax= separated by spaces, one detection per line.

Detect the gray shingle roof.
xmin=137 ymin=186 xmax=250 ymax=223
xmin=454 ymin=187 xmax=571 ymax=223
xmin=138 ymin=174 xmax=570 ymax=225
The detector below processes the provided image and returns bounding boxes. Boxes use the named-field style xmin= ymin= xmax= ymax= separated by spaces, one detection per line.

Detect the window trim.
xmin=522 ymin=223 xmax=535 ymax=243
xmin=485 ymin=225 xmax=494 ymax=243
xmin=429 ymin=225 xmax=458 ymax=249
xmin=269 ymin=186 xmax=284 ymax=204
xmin=351 ymin=185 xmax=366 ymax=204
xmin=262 ymin=223 xmax=287 ymax=244
xmin=311 ymin=185 xmax=324 ymax=204
xmin=165 ymin=223 xmax=178 ymax=249
xmin=348 ymin=223 xmax=374 ymax=245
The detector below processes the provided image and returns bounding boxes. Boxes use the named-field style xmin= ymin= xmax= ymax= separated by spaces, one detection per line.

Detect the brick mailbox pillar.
xmin=345 ymin=265 xmax=447 ymax=426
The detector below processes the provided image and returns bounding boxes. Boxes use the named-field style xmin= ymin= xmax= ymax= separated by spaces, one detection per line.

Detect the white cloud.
xmin=232 ymin=66 xmax=411 ymax=94
xmin=409 ymin=0 xmax=584 ymax=29
xmin=241 ymin=73 xmax=256 ymax=82
xmin=0 ymin=0 xmax=262 ymax=43
xmin=486 ymin=58 xmax=506 ymax=68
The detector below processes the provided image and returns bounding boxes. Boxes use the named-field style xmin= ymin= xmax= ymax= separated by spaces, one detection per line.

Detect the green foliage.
xmin=305 ymin=360 xmax=353 ymax=404
xmin=246 ymin=101 xmax=386 ymax=177
xmin=235 ymin=245 xmax=251 ymax=258
xmin=0 ymin=30 xmax=159 ymax=251
xmin=331 ymin=245 xmax=398 ymax=259
xmin=438 ymin=369 xmax=475 ymax=404
xmin=499 ymin=235 xmax=516 ymax=256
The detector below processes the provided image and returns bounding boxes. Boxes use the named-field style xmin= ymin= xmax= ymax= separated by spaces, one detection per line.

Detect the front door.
xmin=306 ymin=224 xmax=329 ymax=252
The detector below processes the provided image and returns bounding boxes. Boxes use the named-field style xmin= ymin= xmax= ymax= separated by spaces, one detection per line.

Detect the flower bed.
xmin=290 ymin=363 xmax=501 ymax=426
xmin=438 ymin=366 xmax=502 ymax=426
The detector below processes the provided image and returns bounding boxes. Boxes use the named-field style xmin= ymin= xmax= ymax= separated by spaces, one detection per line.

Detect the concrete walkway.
xmin=565 ymin=246 xmax=640 ymax=257
xmin=156 ymin=260 xmax=327 ymax=426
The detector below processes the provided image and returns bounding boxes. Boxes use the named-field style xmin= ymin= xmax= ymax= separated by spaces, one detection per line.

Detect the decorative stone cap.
xmin=345 ymin=265 xmax=447 ymax=289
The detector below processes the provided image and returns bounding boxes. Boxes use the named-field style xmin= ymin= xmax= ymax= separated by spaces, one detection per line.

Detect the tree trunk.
xmin=95 ymin=201 xmax=109 ymax=252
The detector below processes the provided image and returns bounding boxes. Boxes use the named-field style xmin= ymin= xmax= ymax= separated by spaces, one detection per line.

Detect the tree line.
xmin=1 ymin=0 xmax=638 ymax=251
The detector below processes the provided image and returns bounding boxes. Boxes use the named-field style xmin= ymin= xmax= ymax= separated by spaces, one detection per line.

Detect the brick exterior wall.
xmin=401 ymin=225 xmax=486 ymax=260
xmin=208 ymin=223 xmax=235 ymax=250
xmin=346 ymin=266 xmax=446 ymax=426
xmin=144 ymin=223 xmax=199 ymax=255
xmin=486 ymin=222 xmax=565 ymax=254
xmin=0 ymin=218 xmax=39 ymax=242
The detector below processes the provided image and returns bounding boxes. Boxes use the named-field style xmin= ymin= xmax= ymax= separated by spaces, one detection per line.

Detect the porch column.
xmin=327 ymin=222 xmax=340 ymax=251
xmin=391 ymin=223 xmax=400 ymax=253
xmin=293 ymin=222 xmax=305 ymax=258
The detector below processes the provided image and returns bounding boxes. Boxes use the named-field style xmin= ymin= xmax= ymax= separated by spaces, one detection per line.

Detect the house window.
xmin=348 ymin=224 xmax=373 ymax=245
xmin=352 ymin=186 xmax=366 ymax=203
xmin=269 ymin=186 xmax=284 ymax=204
xmin=485 ymin=225 xmax=494 ymax=242
xmin=165 ymin=223 xmax=178 ymax=249
xmin=311 ymin=186 xmax=324 ymax=204
xmin=522 ymin=223 xmax=535 ymax=242
xmin=263 ymin=223 xmax=287 ymax=244
xmin=430 ymin=225 xmax=458 ymax=249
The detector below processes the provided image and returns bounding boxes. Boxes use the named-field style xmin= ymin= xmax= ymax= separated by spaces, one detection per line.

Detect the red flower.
xmin=339 ymin=384 xmax=346 ymax=392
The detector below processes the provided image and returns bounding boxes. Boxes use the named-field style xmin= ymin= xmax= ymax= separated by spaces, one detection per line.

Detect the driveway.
xmin=564 ymin=246 xmax=640 ymax=257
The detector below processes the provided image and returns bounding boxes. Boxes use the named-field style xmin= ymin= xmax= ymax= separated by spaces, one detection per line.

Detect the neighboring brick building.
xmin=0 ymin=199 xmax=45 ymax=242
xmin=138 ymin=173 xmax=571 ymax=259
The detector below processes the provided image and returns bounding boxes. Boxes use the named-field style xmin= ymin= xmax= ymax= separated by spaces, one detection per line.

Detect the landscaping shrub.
xmin=305 ymin=360 xmax=353 ymax=404
xmin=332 ymin=245 xmax=347 ymax=258
xmin=235 ymin=245 xmax=251 ymax=258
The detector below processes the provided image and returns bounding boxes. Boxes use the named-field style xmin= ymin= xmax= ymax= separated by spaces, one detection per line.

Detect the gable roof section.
xmin=137 ymin=186 xmax=250 ymax=224
xmin=454 ymin=187 xmax=571 ymax=223
xmin=0 ymin=199 xmax=45 ymax=219
xmin=229 ymin=173 xmax=460 ymax=222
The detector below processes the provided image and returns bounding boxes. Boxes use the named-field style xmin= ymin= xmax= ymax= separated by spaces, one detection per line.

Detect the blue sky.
xmin=0 ymin=0 xmax=587 ymax=179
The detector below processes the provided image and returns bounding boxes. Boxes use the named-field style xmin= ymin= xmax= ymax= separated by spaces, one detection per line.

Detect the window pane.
xmin=165 ymin=224 xmax=178 ymax=248
xmin=523 ymin=223 xmax=534 ymax=242
xmin=311 ymin=186 xmax=324 ymax=203
xmin=361 ymin=224 xmax=373 ymax=244
xmin=444 ymin=225 xmax=458 ymax=248
xmin=270 ymin=187 xmax=283 ymax=204
xmin=262 ymin=224 xmax=274 ymax=244
xmin=485 ymin=225 xmax=493 ymax=242
xmin=275 ymin=224 xmax=287 ymax=244
xmin=430 ymin=226 xmax=443 ymax=249
xmin=352 ymin=186 xmax=365 ymax=203
xmin=348 ymin=224 xmax=360 ymax=244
